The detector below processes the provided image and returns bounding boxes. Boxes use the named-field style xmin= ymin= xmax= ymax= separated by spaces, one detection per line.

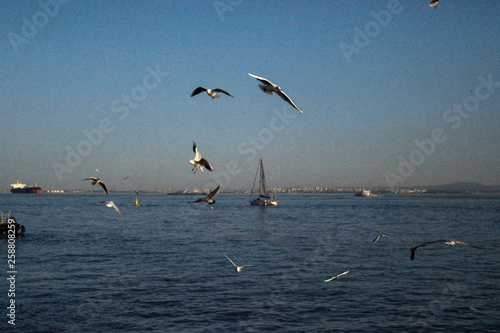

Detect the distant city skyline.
xmin=1 ymin=1 xmax=499 ymax=192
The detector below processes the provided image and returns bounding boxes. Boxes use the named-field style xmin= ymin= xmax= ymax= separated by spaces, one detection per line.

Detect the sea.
xmin=0 ymin=193 xmax=499 ymax=332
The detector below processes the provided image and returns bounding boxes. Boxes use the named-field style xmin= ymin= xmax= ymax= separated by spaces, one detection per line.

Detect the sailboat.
xmin=250 ymin=158 xmax=277 ymax=206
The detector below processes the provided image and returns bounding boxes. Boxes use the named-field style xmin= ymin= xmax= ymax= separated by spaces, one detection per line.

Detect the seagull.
xmin=189 ymin=141 xmax=214 ymax=174
xmin=410 ymin=239 xmax=482 ymax=260
xmin=428 ymin=0 xmax=441 ymax=9
xmin=82 ymin=177 xmax=109 ymax=195
xmin=372 ymin=235 xmax=388 ymax=244
xmin=224 ymin=253 xmax=254 ymax=273
xmin=97 ymin=201 xmax=122 ymax=217
xmin=190 ymin=87 xmax=233 ymax=99
xmin=324 ymin=271 xmax=349 ymax=282
xmin=248 ymin=73 xmax=303 ymax=113
xmin=188 ymin=185 xmax=220 ymax=204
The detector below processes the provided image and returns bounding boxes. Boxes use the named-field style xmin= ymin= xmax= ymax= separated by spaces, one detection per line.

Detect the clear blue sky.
xmin=1 ymin=0 xmax=499 ymax=191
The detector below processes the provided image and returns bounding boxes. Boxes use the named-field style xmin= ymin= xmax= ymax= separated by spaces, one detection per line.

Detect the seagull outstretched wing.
xmin=248 ymin=73 xmax=274 ymax=86
xmin=452 ymin=240 xmax=482 ymax=249
xmin=200 ymin=158 xmax=214 ymax=172
xmin=83 ymin=177 xmax=98 ymax=182
xmin=276 ymin=90 xmax=303 ymax=113
xmin=212 ymin=89 xmax=233 ymax=97
xmin=191 ymin=87 xmax=207 ymax=97
xmin=224 ymin=253 xmax=237 ymax=268
xmin=206 ymin=185 xmax=220 ymax=200
xmin=97 ymin=180 xmax=109 ymax=195
xmin=193 ymin=141 xmax=201 ymax=161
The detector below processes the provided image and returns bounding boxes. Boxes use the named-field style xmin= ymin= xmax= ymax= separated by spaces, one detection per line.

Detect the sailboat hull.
xmin=250 ymin=198 xmax=277 ymax=206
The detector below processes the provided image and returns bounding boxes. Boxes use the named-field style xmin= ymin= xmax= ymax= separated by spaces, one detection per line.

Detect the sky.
xmin=1 ymin=0 xmax=499 ymax=192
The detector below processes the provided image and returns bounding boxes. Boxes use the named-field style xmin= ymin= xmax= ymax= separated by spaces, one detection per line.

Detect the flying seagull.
xmin=410 ymin=239 xmax=482 ymax=260
xmin=188 ymin=185 xmax=220 ymax=204
xmin=372 ymin=235 xmax=388 ymax=244
xmin=97 ymin=201 xmax=122 ymax=217
xmin=324 ymin=271 xmax=350 ymax=282
xmin=248 ymin=73 xmax=303 ymax=113
xmin=428 ymin=0 xmax=441 ymax=9
xmin=189 ymin=141 xmax=214 ymax=174
xmin=82 ymin=177 xmax=109 ymax=195
xmin=224 ymin=253 xmax=254 ymax=273
xmin=191 ymin=87 xmax=233 ymax=99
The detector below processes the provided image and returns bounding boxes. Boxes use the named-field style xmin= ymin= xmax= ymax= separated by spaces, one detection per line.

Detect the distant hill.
xmin=408 ymin=182 xmax=500 ymax=193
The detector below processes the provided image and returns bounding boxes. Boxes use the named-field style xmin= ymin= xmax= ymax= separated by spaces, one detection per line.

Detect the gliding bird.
xmin=82 ymin=177 xmax=109 ymax=195
xmin=428 ymin=0 xmax=441 ymax=9
xmin=324 ymin=271 xmax=350 ymax=282
xmin=372 ymin=235 xmax=388 ymax=244
xmin=97 ymin=201 xmax=122 ymax=217
xmin=410 ymin=239 xmax=482 ymax=260
xmin=248 ymin=73 xmax=303 ymax=113
xmin=188 ymin=186 xmax=220 ymax=204
xmin=191 ymin=87 xmax=233 ymax=99
xmin=189 ymin=141 xmax=214 ymax=174
xmin=224 ymin=253 xmax=254 ymax=273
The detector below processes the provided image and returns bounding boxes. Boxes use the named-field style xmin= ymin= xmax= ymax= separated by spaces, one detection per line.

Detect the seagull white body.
xmin=410 ymin=239 xmax=482 ymax=260
xmin=372 ymin=235 xmax=388 ymax=244
xmin=188 ymin=185 xmax=220 ymax=204
xmin=224 ymin=253 xmax=254 ymax=273
xmin=324 ymin=271 xmax=349 ymax=282
xmin=98 ymin=201 xmax=122 ymax=217
xmin=189 ymin=141 xmax=214 ymax=174
xmin=82 ymin=177 xmax=109 ymax=195
xmin=191 ymin=87 xmax=233 ymax=99
xmin=428 ymin=0 xmax=440 ymax=9
xmin=248 ymin=73 xmax=303 ymax=113
xmin=443 ymin=240 xmax=481 ymax=248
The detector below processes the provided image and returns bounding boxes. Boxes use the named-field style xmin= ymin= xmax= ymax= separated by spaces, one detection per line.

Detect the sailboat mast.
xmin=259 ymin=158 xmax=270 ymax=198
xmin=250 ymin=161 xmax=260 ymax=200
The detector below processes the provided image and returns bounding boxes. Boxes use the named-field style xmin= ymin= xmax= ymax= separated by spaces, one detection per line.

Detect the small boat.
xmin=0 ymin=214 xmax=25 ymax=237
xmin=10 ymin=180 xmax=42 ymax=194
xmin=355 ymin=189 xmax=372 ymax=197
xmin=250 ymin=158 xmax=277 ymax=206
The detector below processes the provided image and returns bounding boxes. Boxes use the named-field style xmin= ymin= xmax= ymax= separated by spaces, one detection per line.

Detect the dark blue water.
xmin=1 ymin=193 xmax=499 ymax=332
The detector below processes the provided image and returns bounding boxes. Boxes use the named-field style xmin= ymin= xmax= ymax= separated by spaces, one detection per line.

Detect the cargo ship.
xmin=10 ymin=181 xmax=42 ymax=194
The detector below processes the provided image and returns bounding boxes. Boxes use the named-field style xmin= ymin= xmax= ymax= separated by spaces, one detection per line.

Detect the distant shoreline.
xmin=2 ymin=188 xmax=499 ymax=195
